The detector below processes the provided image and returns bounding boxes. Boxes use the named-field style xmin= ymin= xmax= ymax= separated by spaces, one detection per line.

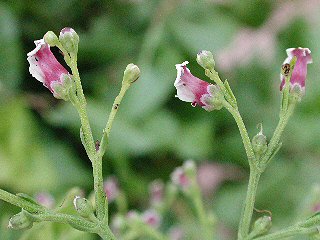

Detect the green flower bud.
xmin=59 ymin=27 xmax=79 ymax=54
xmin=252 ymin=124 xmax=267 ymax=156
xmin=8 ymin=211 xmax=33 ymax=230
xmin=73 ymin=196 xmax=95 ymax=219
xmin=123 ymin=63 xmax=140 ymax=84
xmin=44 ymin=31 xmax=59 ymax=47
xmin=290 ymin=84 xmax=304 ymax=102
xmin=196 ymin=50 xmax=215 ymax=70
xmin=51 ymin=74 xmax=74 ymax=101
xmin=251 ymin=216 xmax=272 ymax=237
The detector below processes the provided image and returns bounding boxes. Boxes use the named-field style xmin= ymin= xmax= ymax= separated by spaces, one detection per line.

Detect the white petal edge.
xmin=27 ymin=39 xmax=45 ymax=56
xmin=27 ymin=55 xmax=45 ymax=83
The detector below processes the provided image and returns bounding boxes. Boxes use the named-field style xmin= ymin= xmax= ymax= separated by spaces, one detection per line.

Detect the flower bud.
xmin=8 ymin=211 xmax=33 ymax=230
xmin=289 ymin=84 xmax=304 ymax=102
xmin=197 ymin=50 xmax=215 ymax=70
xmin=251 ymin=216 xmax=272 ymax=237
xmin=44 ymin=31 xmax=59 ymax=47
xmin=51 ymin=74 xmax=73 ymax=101
xmin=252 ymin=124 xmax=267 ymax=156
xmin=59 ymin=27 xmax=79 ymax=54
xmin=122 ymin=63 xmax=140 ymax=84
xmin=73 ymin=196 xmax=95 ymax=219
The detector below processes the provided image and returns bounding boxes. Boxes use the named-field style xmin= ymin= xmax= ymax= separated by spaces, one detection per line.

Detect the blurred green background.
xmin=1 ymin=0 xmax=320 ymax=239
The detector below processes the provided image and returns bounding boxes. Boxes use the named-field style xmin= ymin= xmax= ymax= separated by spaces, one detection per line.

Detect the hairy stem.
xmin=261 ymin=101 xmax=296 ymax=166
xmin=253 ymin=226 xmax=317 ymax=240
xmin=222 ymin=100 xmax=256 ymax=167
xmin=0 ymin=189 xmax=46 ymax=213
xmin=99 ymin=82 xmax=131 ymax=158
xmin=238 ymin=171 xmax=261 ymax=239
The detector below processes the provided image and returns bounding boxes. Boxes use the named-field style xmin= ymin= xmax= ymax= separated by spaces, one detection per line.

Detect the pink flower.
xmin=149 ymin=180 xmax=164 ymax=206
xmin=175 ymin=61 xmax=220 ymax=111
xmin=280 ymin=48 xmax=312 ymax=93
xmin=27 ymin=39 xmax=72 ymax=99
xmin=171 ymin=167 xmax=190 ymax=189
xmin=141 ymin=209 xmax=161 ymax=228
xmin=104 ymin=176 xmax=119 ymax=203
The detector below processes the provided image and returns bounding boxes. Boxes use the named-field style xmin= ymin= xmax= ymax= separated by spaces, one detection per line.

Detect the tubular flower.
xmin=27 ymin=39 xmax=72 ymax=100
xmin=280 ymin=47 xmax=312 ymax=94
xmin=174 ymin=61 xmax=222 ymax=111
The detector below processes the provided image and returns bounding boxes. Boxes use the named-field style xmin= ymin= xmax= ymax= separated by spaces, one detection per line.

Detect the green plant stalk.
xmin=238 ymin=170 xmax=261 ymax=239
xmin=253 ymin=226 xmax=317 ymax=240
xmin=92 ymin=155 xmax=106 ymax=221
xmin=261 ymin=101 xmax=296 ymax=167
xmin=99 ymin=82 xmax=131 ymax=158
xmin=69 ymin=56 xmax=96 ymax=161
xmin=192 ymin=189 xmax=212 ymax=239
xmin=68 ymin=56 xmax=107 ymax=223
xmin=221 ymin=99 xmax=260 ymax=239
xmin=0 ymin=189 xmax=45 ymax=214
xmin=222 ymin=100 xmax=256 ymax=167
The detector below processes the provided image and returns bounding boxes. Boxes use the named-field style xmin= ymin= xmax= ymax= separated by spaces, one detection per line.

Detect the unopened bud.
xmin=44 ymin=31 xmax=59 ymax=47
xmin=8 ymin=211 xmax=33 ymax=230
xmin=123 ymin=64 xmax=140 ymax=84
xmin=201 ymin=85 xmax=224 ymax=111
xmin=290 ymin=84 xmax=304 ymax=102
xmin=51 ymin=74 xmax=73 ymax=101
xmin=252 ymin=124 xmax=267 ymax=156
xmin=251 ymin=216 xmax=272 ymax=237
xmin=197 ymin=50 xmax=215 ymax=70
xmin=59 ymin=27 xmax=79 ymax=54
xmin=73 ymin=196 xmax=95 ymax=219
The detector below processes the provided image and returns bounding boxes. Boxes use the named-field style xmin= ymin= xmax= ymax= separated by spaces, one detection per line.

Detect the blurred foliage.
xmin=0 ymin=0 xmax=320 ymax=239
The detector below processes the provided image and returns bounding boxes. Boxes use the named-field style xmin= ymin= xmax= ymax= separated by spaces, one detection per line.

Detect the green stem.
xmin=0 ymin=189 xmax=46 ymax=213
xmin=98 ymin=226 xmax=117 ymax=240
xmin=33 ymin=212 xmax=96 ymax=232
xmin=99 ymin=82 xmax=131 ymax=158
xmin=92 ymin=156 xmax=106 ymax=221
xmin=68 ymin=57 xmax=106 ymax=222
xmin=70 ymin=57 xmax=96 ymax=160
xmin=222 ymin=100 xmax=256 ymax=167
xmin=261 ymin=101 xmax=296 ymax=166
xmin=238 ymin=170 xmax=261 ymax=239
xmin=192 ymin=188 xmax=212 ymax=239
xmin=253 ymin=226 xmax=317 ymax=240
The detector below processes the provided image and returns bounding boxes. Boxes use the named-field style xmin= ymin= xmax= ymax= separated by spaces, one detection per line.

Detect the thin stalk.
xmin=237 ymin=171 xmax=261 ymax=239
xmin=253 ymin=226 xmax=317 ymax=240
xmin=192 ymin=191 xmax=212 ymax=239
xmin=70 ymin=57 xmax=96 ymax=160
xmin=261 ymin=102 xmax=296 ymax=166
xmin=92 ymin=156 xmax=106 ymax=221
xmin=222 ymin=100 xmax=256 ymax=167
xmin=0 ymin=189 xmax=46 ymax=213
xmin=99 ymin=82 xmax=131 ymax=158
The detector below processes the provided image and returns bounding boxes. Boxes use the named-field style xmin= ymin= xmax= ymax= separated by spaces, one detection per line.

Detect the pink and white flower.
xmin=280 ymin=47 xmax=312 ymax=93
xmin=174 ymin=61 xmax=220 ymax=111
xmin=27 ymin=39 xmax=72 ymax=99
xmin=141 ymin=209 xmax=161 ymax=228
xmin=171 ymin=167 xmax=190 ymax=189
xmin=149 ymin=180 xmax=164 ymax=206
